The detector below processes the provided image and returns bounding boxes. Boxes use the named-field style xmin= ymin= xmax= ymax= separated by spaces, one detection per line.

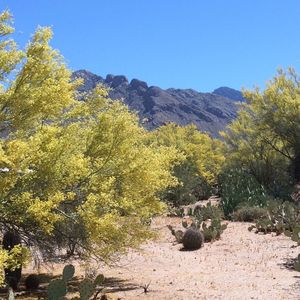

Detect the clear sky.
xmin=1 ymin=0 xmax=300 ymax=92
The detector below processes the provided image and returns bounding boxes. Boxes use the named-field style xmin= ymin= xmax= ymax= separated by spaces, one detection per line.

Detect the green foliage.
xmin=222 ymin=68 xmax=300 ymax=204
xmin=219 ymin=168 xmax=270 ymax=218
xmin=202 ymin=219 xmax=227 ymax=242
xmin=289 ymin=223 xmax=300 ymax=272
xmin=182 ymin=228 xmax=204 ymax=250
xmin=0 ymin=11 xmax=179 ymax=264
xmin=0 ymin=244 xmax=30 ymax=286
xmin=231 ymin=206 xmax=268 ymax=222
xmin=191 ymin=203 xmax=227 ymax=242
xmin=48 ymin=279 xmax=67 ymax=300
xmin=248 ymin=200 xmax=300 ymax=235
xmin=79 ymin=279 xmax=96 ymax=300
xmin=168 ymin=203 xmax=227 ymax=246
xmin=294 ymin=255 xmax=300 ymax=272
xmin=162 ymin=159 xmax=212 ymax=206
xmin=151 ymin=123 xmax=225 ymax=206
xmin=193 ymin=201 xmax=224 ymax=221
xmin=47 ymin=264 xmax=105 ymax=300
xmin=248 ymin=200 xmax=300 ymax=272
xmin=167 ymin=206 xmax=185 ymax=217
xmin=62 ymin=264 xmax=75 ymax=282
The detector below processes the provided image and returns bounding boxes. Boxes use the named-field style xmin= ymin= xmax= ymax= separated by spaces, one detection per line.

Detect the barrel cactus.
xmin=182 ymin=228 xmax=204 ymax=250
xmin=25 ymin=274 xmax=40 ymax=290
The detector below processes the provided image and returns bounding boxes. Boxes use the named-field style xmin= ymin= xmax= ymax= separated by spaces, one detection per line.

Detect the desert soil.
xmin=22 ymin=216 xmax=300 ymax=300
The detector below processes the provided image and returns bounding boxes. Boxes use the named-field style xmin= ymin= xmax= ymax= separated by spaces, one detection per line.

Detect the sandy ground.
xmin=21 ymin=217 xmax=300 ymax=300
xmin=99 ymin=217 xmax=300 ymax=300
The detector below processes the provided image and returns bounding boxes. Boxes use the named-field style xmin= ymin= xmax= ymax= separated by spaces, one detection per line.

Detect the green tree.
xmin=222 ymin=68 xmax=300 ymax=199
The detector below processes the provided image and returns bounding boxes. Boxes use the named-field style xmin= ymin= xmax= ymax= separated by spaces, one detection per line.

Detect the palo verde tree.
xmin=150 ymin=123 xmax=225 ymax=206
xmin=0 ymin=10 xmax=179 ymax=278
xmin=222 ymin=68 xmax=300 ymax=201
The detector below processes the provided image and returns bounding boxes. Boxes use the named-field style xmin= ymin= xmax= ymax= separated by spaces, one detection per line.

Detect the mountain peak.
xmin=73 ymin=70 xmax=241 ymax=137
xmin=212 ymin=87 xmax=245 ymax=102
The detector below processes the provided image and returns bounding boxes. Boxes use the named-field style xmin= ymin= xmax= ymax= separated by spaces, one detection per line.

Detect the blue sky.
xmin=1 ymin=0 xmax=300 ymax=92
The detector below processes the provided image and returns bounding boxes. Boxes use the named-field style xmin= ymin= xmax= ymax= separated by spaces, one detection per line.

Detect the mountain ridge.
xmin=72 ymin=70 xmax=244 ymax=137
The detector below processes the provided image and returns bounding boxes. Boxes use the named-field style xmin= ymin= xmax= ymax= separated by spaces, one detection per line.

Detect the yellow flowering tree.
xmin=222 ymin=68 xmax=300 ymax=199
xmin=150 ymin=123 xmax=225 ymax=206
xmin=0 ymin=10 xmax=179 ymax=276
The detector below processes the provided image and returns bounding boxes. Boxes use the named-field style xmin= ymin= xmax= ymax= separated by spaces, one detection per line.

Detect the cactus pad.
xmin=94 ymin=274 xmax=105 ymax=286
xmin=79 ymin=278 xmax=95 ymax=300
xmin=62 ymin=264 xmax=75 ymax=282
xmin=47 ymin=279 xmax=67 ymax=300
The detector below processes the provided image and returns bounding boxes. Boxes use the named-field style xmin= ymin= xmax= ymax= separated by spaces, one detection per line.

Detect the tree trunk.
xmin=2 ymin=231 xmax=22 ymax=290
xmin=294 ymin=153 xmax=300 ymax=182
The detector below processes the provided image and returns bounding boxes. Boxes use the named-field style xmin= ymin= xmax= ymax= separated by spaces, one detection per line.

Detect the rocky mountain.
xmin=72 ymin=70 xmax=244 ymax=137
xmin=212 ymin=87 xmax=245 ymax=102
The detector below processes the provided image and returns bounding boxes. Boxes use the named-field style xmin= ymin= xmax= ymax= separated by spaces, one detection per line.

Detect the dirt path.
xmin=97 ymin=217 xmax=300 ymax=300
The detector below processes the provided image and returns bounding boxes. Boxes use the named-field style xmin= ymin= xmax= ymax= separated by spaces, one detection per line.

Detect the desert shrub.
xmin=248 ymin=200 xmax=300 ymax=234
xmin=285 ymin=227 xmax=300 ymax=272
xmin=232 ymin=206 xmax=268 ymax=222
xmin=0 ymin=11 xmax=181 ymax=268
xmin=248 ymin=200 xmax=300 ymax=271
xmin=161 ymin=159 xmax=212 ymax=206
xmin=166 ymin=206 xmax=185 ymax=217
xmin=219 ymin=168 xmax=270 ymax=218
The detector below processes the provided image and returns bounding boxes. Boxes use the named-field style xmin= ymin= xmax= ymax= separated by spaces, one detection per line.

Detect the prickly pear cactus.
xmin=62 ymin=264 xmax=75 ymax=282
xmin=167 ymin=225 xmax=184 ymax=243
xmin=47 ymin=279 xmax=67 ymax=300
xmin=94 ymin=274 xmax=105 ymax=286
xmin=79 ymin=278 xmax=95 ymax=300
xmin=174 ymin=230 xmax=184 ymax=243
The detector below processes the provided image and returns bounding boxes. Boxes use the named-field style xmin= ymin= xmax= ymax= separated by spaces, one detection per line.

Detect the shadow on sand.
xmin=0 ymin=273 xmax=141 ymax=299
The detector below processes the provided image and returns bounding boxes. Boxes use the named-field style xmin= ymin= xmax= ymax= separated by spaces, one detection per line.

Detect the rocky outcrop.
xmin=72 ymin=70 xmax=243 ymax=137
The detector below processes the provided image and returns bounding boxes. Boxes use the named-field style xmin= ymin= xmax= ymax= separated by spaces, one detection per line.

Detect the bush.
xmin=248 ymin=200 xmax=300 ymax=234
xmin=162 ymin=160 xmax=212 ymax=207
xmin=232 ymin=206 xmax=268 ymax=222
xmin=219 ymin=168 xmax=270 ymax=218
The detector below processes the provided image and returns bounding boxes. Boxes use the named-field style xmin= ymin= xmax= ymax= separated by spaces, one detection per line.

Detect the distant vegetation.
xmin=0 ymin=8 xmax=299 ymax=294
